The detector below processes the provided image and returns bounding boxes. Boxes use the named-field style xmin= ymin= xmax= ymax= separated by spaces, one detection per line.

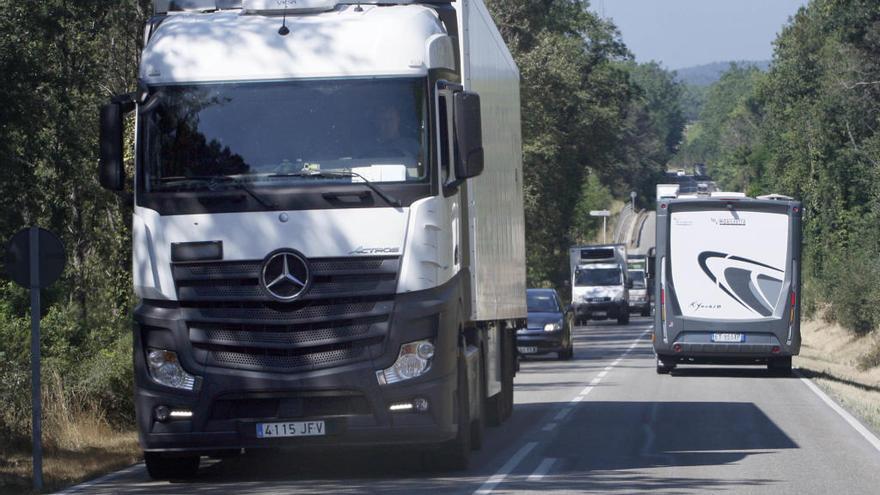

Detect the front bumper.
xmin=516 ymin=330 xmax=564 ymax=355
xmin=574 ymin=301 xmax=626 ymax=319
xmin=133 ymin=275 xmax=464 ymax=454
xmin=655 ymin=331 xmax=799 ymax=364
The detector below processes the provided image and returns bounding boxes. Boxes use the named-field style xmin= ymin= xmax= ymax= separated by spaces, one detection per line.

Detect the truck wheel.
xmin=144 ymin=452 xmax=200 ymax=480
xmin=617 ymin=312 xmax=630 ymax=325
xmin=768 ymin=356 xmax=793 ymax=375
xmin=486 ymin=327 xmax=515 ymax=426
xmin=641 ymin=307 xmax=651 ymax=317
xmin=431 ymin=353 xmax=471 ymax=470
xmin=655 ymin=355 xmax=675 ymax=374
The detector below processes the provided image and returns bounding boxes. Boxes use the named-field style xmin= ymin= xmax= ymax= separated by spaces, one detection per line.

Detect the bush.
xmin=821 ymin=250 xmax=880 ymax=335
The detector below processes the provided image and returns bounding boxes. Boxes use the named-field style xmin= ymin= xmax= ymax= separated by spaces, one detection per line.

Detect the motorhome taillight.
xmin=790 ymin=291 xmax=796 ymax=322
xmin=660 ymin=289 xmax=665 ymax=306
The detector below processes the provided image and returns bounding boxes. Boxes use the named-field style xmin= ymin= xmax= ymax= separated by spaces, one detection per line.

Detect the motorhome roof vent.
xmin=757 ymin=193 xmax=794 ymax=201
xmin=242 ymin=0 xmax=338 ymax=13
xmin=710 ymin=192 xmax=747 ymax=199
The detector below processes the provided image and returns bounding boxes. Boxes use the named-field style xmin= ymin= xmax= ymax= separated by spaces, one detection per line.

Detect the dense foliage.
xmin=673 ymin=0 xmax=880 ymax=334
xmin=485 ymin=0 xmax=684 ymax=288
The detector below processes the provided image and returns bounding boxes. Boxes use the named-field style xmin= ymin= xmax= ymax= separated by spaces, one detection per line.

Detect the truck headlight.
xmin=544 ymin=322 xmax=562 ymax=332
xmin=377 ymin=340 xmax=434 ymax=385
xmin=146 ymin=349 xmax=196 ymax=391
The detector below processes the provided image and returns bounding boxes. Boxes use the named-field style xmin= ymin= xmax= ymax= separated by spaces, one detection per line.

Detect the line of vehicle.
xmin=795 ymin=369 xmax=880 ymax=454
xmin=473 ymin=325 xmax=651 ymax=494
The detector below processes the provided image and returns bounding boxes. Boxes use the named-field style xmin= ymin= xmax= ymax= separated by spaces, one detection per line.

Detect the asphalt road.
xmin=60 ymin=317 xmax=880 ymax=494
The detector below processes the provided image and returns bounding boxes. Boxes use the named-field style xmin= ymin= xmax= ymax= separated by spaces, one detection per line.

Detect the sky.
xmin=589 ymin=0 xmax=809 ymax=69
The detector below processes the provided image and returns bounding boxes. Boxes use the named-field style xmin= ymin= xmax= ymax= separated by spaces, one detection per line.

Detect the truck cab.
xmin=569 ymin=245 xmax=630 ymax=325
xmin=98 ymin=0 xmax=526 ymax=478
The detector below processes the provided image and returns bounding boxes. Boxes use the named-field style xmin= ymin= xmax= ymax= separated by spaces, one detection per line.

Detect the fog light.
xmin=388 ymin=398 xmax=429 ymax=413
xmin=771 ymin=346 xmax=781 ymax=354
xmin=147 ymin=349 xmax=197 ymax=391
xmin=673 ymin=343 xmax=682 ymax=353
xmin=377 ymin=340 xmax=434 ymax=385
xmin=154 ymin=405 xmax=170 ymax=423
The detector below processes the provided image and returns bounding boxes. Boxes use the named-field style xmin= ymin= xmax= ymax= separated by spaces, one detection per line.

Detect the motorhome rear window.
xmin=669 ymin=207 xmax=790 ymax=320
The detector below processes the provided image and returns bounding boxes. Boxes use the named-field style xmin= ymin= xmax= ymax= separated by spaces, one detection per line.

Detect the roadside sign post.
xmin=5 ymin=227 xmax=66 ymax=492
xmin=630 ymin=191 xmax=637 ymax=212
xmin=590 ymin=210 xmax=611 ymax=244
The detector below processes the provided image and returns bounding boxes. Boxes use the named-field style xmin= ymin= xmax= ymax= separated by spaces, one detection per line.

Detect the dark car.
xmin=518 ymin=289 xmax=574 ymax=360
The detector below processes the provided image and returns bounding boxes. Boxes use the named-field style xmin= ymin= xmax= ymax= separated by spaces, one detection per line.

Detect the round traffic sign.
xmin=4 ymin=228 xmax=66 ymax=289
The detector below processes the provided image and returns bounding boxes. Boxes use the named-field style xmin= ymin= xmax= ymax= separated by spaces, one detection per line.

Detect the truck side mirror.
xmin=99 ymin=101 xmax=129 ymax=191
xmin=453 ymin=91 xmax=484 ymax=180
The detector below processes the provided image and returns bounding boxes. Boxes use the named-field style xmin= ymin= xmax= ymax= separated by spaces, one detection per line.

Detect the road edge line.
xmin=795 ymin=369 xmax=880 ymax=454
xmin=52 ymin=463 xmax=143 ymax=495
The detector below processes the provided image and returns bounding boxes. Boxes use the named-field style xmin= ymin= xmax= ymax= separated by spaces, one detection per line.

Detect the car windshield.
xmin=575 ymin=268 xmax=622 ymax=287
xmin=527 ymin=292 xmax=560 ymax=313
xmin=629 ymin=271 xmax=646 ymax=288
xmin=141 ymin=78 xmax=428 ymax=192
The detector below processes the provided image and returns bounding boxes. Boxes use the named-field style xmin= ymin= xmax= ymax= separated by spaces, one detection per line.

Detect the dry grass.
xmin=0 ymin=372 xmax=139 ymax=494
xmin=795 ymin=319 xmax=880 ymax=433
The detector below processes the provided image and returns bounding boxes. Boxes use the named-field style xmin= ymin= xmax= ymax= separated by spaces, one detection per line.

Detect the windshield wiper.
xmin=159 ymin=176 xmax=277 ymax=210
xmin=271 ymin=170 xmax=402 ymax=208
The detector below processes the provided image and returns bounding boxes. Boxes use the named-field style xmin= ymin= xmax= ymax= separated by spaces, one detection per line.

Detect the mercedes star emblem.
xmin=261 ymin=250 xmax=311 ymax=302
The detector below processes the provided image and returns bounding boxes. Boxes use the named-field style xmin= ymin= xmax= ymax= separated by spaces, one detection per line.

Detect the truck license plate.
xmin=711 ymin=333 xmax=745 ymax=343
xmin=518 ymin=346 xmax=538 ymax=354
xmin=256 ymin=421 xmax=325 ymax=438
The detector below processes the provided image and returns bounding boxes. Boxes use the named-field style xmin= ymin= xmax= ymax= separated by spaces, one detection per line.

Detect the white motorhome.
xmin=98 ymin=0 xmax=526 ymax=477
xmin=569 ymin=244 xmax=631 ymax=325
xmin=653 ymin=190 xmax=802 ymax=374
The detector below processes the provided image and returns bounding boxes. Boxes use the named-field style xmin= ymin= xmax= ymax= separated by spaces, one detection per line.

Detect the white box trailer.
xmin=98 ymin=0 xmax=525 ymax=477
xmin=653 ymin=191 xmax=802 ymax=374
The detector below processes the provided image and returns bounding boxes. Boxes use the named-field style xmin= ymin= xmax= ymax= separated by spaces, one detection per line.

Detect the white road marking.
xmin=527 ymin=458 xmax=557 ymax=482
xmin=796 ymin=370 xmax=880 ymax=454
xmin=473 ymin=442 xmax=538 ymax=494
xmin=476 ymin=326 xmax=651 ymax=494
xmin=53 ymin=463 xmax=143 ymax=495
xmin=554 ymin=408 xmax=572 ymax=421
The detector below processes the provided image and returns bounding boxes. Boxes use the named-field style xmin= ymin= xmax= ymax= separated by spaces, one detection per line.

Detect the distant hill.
xmin=674 ymin=60 xmax=771 ymax=87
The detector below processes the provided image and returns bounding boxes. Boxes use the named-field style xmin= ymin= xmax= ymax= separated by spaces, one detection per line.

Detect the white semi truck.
xmin=98 ymin=0 xmax=526 ymax=478
xmin=569 ymin=244 xmax=631 ymax=325
xmin=653 ymin=188 xmax=802 ymax=374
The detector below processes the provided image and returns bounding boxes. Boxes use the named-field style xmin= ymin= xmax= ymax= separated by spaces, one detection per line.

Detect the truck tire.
xmin=430 ymin=352 xmax=471 ymax=470
xmin=486 ymin=326 xmax=515 ymax=426
xmin=655 ymin=355 xmax=675 ymax=374
xmin=144 ymin=452 xmax=200 ymax=480
xmin=641 ymin=307 xmax=651 ymax=317
xmin=617 ymin=311 xmax=630 ymax=325
xmin=768 ymin=356 xmax=793 ymax=375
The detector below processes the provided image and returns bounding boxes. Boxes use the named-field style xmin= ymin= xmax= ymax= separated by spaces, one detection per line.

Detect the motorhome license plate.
xmin=256 ymin=421 xmax=325 ymax=438
xmin=712 ymin=333 xmax=745 ymax=343
xmin=518 ymin=346 xmax=538 ymax=354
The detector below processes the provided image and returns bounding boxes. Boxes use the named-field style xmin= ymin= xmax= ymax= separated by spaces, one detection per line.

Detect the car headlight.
xmin=377 ymin=340 xmax=434 ymax=385
xmin=544 ymin=322 xmax=563 ymax=332
xmin=146 ymin=349 xmax=196 ymax=391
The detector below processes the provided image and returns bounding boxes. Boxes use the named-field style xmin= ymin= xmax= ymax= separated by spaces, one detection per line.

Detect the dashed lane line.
xmin=473 ymin=326 xmax=651 ymax=494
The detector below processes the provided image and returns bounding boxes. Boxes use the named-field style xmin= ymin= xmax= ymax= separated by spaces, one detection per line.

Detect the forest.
xmin=1 ymin=0 xmax=878 ymax=485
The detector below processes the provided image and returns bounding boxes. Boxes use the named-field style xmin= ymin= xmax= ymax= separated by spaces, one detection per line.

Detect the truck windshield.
xmin=575 ymin=268 xmax=621 ymax=287
xmin=141 ymin=78 xmax=428 ymax=192
xmin=628 ymin=271 xmax=646 ymax=288
xmin=527 ymin=293 xmax=560 ymax=313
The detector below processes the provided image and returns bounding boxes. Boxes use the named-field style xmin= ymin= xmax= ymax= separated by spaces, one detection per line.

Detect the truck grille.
xmin=172 ymin=257 xmax=399 ymax=372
